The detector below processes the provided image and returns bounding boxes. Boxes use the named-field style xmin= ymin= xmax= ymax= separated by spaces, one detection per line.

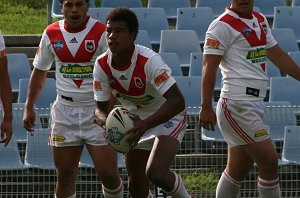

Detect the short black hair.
xmin=106 ymin=7 xmax=139 ymax=40
xmin=59 ymin=0 xmax=89 ymax=3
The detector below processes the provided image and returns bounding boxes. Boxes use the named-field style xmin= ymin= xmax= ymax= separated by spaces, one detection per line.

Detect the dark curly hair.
xmin=106 ymin=7 xmax=139 ymax=41
xmin=59 ymin=0 xmax=89 ymax=3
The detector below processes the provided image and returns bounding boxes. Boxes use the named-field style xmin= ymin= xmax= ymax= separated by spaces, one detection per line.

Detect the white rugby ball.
xmin=106 ymin=107 xmax=134 ymax=153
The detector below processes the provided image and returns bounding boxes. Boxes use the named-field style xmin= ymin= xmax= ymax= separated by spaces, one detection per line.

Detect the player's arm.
xmin=199 ymin=54 xmax=221 ymax=131
xmin=126 ymin=84 xmax=185 ymax=145
xmin=267 ymin=44 xmax=300 ymax=81
xmin=0 ymin=54 xmax=13 ymax=146
xmin=94 ymin=96 xmax=116 ymax=128
xmin=23 ymin=68 xmax=48 ymax=132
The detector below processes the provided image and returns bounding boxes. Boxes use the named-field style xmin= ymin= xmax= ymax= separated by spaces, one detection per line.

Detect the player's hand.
xmin=199 ymin=106 xmax=217 ymax=131
xmin=94 ymin=108 xmax=106 ymax=129
xmin=126 ymin=114 xmax=147 ymax=146
xmin=23 ymin=106 xmax=36 ymax=134
xmin=0 ymin=117 xmax=13 ymax=146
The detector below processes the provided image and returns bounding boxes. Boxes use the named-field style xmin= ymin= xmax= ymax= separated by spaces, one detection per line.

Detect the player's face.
xmin=106 ymin=20 xmax=135 ymax=54
xmin=61 ymin=0 xmax=89 ymax=29
xmin=230 ymin=0 xmax=254 ymax=16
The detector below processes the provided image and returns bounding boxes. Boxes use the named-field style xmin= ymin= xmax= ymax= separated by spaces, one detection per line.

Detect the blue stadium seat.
xmin=88 ymin=7 xmax=113 ymax=23
xmin=101 ymin=0 xmax=142 ymax=8
xmin=147 ymin=0 xmax=190 ymax=21
xmin=159 ymin=30 xmax=201 ymax=68
xmin=51 ymin=0 xmax=96 ymax=18
xmin=189 ymin=52 xmax=222 ymax=89
xmin=18 ymin=78 xmax=57 ymax=109
xmin=12 ymin=103 xmax=31 ymax=143
xmin=135 ymin=30 xmax=152 ymax=49
xmin=265 ymin=105 xmax=297 ymax=141
xmin=271 ymin=28 xmax=299 ymax=53
xmin=279 ymin=126 xmax=300 ymax=165
xmin=159 ymin=53 xmax=183 ymax=76
xmin=131 ymin=8 xmax=169 ymax=46
xmin=24 ymin=128 xmax=55 ymax=170
xmin=7 ymin=53 xmax=32 ymax=93
xmin=254 ymin=0 xmax=286 ymax=19
xmin=292 ymin=0 xmax=300 ymax=6
xmin=273 ymin=6 xmax=300 ymax=43
xmin=176 ymin=7 xmax=214 ymax=45
xmin=174 ymin=76 xmax=201 ymax=108
xmin=288 ymin=51 xmax=300 ymax=66
xmin=266 ymin=60 xmax=282 ymax=83
xmin=195 ymin=0 xmax=230 ymax=18
xmin=269 ymin=76 xmax=300 ymax=105
xmin=0 ymin=136 xmax=29 ymax=170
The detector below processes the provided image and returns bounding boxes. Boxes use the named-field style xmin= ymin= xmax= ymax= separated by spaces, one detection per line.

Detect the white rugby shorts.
xmin=49 ymin=100 xmax=107 ymax=147
xmin=216 ymin=97 xmax=270 ymax=147
xmin=134 ymin=111 xmax=186 ymax=150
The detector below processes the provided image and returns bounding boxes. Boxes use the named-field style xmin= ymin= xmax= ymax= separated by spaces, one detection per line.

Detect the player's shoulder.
xmin=136 ymin=44 xmax=157 ymax=59
xmin=45 ymin=20 xmax=61 ymax=34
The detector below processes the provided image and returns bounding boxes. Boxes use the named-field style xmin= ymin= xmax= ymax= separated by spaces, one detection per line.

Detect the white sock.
xmin=163 ymin=172 xmax=190 ymax=198
xmin=216 ymin=170 xmax=242 ymax=198
xmin=102 ymin=177 xmax=123 ymax=198
xmin=257 ymin=177 xmax=280 ymax=198
xmin=54 ymin=193 xmax=76 ymax=198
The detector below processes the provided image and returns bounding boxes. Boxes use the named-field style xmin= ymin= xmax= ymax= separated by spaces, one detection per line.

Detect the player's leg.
xmin=216 ymin=145 xmax=254 ymax=198
xmin=125 ymin=149 xmax=151 ymax=198
xmin=146 ymin=136 xmax=190 ymax=198
xmin=53 ymin=145 xmax=83 ymax=198
xmin=243 ymin=138 xmax=280 ymax=198
xmin=87 ymin=144 xmax=123 ymax=198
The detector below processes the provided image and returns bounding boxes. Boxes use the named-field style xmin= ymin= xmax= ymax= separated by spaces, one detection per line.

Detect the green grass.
xmin=181 ymin=170 xmax=218 ymax=191
xmin=0 ymin=2 xmax=48 ymax=35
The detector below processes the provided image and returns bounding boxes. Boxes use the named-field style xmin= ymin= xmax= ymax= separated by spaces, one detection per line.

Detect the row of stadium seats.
xmin=51 ymin=0 xmax=297 ymax=22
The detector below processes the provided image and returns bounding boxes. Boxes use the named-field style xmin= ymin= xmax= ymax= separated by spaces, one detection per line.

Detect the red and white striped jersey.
xmin=33 ymin=17 xmax=107 ymax=103
xmin=93 ymin=44 xmax=176 ymax=118
xmin=204 ymin=8 xmax=277 ymax=100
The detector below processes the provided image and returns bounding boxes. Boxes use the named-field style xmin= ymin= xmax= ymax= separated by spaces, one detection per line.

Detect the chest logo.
xmin=85 ymin=40 xmax=95 ymax=52
xmin=54 ymin=40 xmax=64 ymax=51
xmin=134 ymin=77 xmax=144 ymax=88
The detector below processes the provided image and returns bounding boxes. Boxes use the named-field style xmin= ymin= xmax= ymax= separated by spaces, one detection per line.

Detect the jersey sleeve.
xmin=146 ymin=54 xmax=176 ymax=96
xmin=33 ymin=30 xmax=55 ymax=71
xmin=0 ymin=32 xmax=6 ymax=58
xmin=203 ymin=20 xmax=236 ymax=56
xmin=264 ymin=15 xmax=277 ymax=49
xmin=93 ymin=56 xmax=112 ymax=102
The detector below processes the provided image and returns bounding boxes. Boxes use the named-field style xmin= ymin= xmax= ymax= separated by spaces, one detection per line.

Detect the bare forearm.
xmin=25 ymin=68 xmax=47 ymax=107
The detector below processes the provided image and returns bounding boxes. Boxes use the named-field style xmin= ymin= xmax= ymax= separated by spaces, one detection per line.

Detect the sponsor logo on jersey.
xmin=252 ymin=22 xmax=257 ymax=28
xmin=69 ymin=37 xmax=78 ymax=43
xmin=85 ymin=40 xmax=95 ymax=52
xmin=163 ymin=121 xmax=173 ymax=128
xmin=134 ymin=77 xmax=144 ymax=88
xmin=246 ymin=48 xmax=267 ymax=64
xmin=53 ymin=134 xmax=65 ymax=142
xmin=154 ymin=71 xmax=169 ymax=86
xmin=116 ymin=93 xmax=154 ymax=106
xmin=119 ymin=74 xmax=127 ymax=80
xmin=60 ymin=64 xmax=93 ymax=79
xmin=93 ymin=80 xmax=102 ymax=90
xmin=54 ymin=40 xmax=64 ymax=51
xmin=242 ymin=27 xmax=252 ymax=36
xmin=255 ymin=129 xmax=268 ymax=137
xmin=206 ymin=38 xmax=220 ymax=49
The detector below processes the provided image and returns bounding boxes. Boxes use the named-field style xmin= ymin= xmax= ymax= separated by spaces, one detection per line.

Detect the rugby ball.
xmin=106 ymin=107 xmax=134 ymax=153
